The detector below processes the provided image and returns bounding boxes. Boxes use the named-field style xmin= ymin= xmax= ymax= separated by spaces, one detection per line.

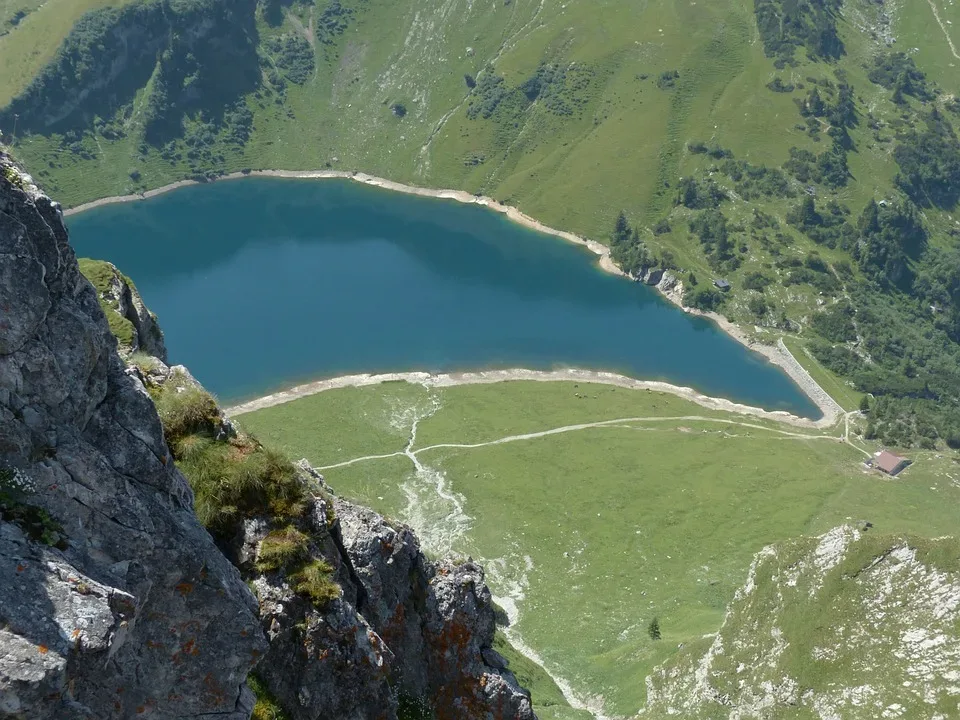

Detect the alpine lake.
xmin=67 ymin=177 xmax=819 ymax=418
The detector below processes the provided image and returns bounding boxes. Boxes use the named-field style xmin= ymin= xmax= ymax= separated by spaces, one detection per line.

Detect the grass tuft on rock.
xmin=78 ymin=258 xmax=137 ymax=348
xmin=145 ymin=367 xmax=338 ymax=608
xmin=154 ymin=384 xmax=222 ymax=442
xmin=256 ymin=526 xmax=310 ymax=573
xmin=290 ymin=559 xmax=339 ymax=608
xmin=148 ymin=370 xmax=308 ymax=540
xmin=0 ymin=467 xmax=67 ymax=549
xmin=248 ymin=672 xmax=291 ymax=720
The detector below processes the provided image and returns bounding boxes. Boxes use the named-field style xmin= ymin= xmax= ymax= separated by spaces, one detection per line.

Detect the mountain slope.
xmin=2 ymin=0 xmax=960 ymax=449
xmin=642 ymin=526 xmax=960 ymax=719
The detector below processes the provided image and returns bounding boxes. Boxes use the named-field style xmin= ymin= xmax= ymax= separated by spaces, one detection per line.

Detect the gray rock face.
xmin=336 ymin=499 xmax=536 ymax=720
xmin=0 ymin=155 xmax=266 ymax=718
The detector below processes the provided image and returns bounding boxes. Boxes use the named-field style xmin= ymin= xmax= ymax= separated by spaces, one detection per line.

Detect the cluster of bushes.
xmin=809 ymin=255 xmax=960 ymax=447
xmin=754 ymin=0 xmax=844 ymax=66
xmin=720 ymin=160 xmax=794 ymax=199
xmin=315 ymin=0 xmax=355 ymax=43
xmin=466 ymin=70 xmax=519 ymax=120
xmin=785 ymin=195 xmax=855 ymax=249
xmin=810 ymin=300 xmax=856 ymax=342
xmin=657 ymin=70 xmax=679 ymax=90
xmin=777 ymin=252 xmax=840 ymax=293
xmin=264 ymin=34 xmax=315 ymax=84
xmin=466 ymin=61 xmax=597 ymax=124
xmin=683 ymin=286 xmax=726 ymax=311
xmin=783 ymin=145 xmax=848 ymax=189
xmin=687 ymin=141 xmax=732 ymax=159
xmin=690 ymin=208 xmax=739 ymax=270
xmin=676 ymin=177 xmax=727 ymax=209
xmin=766 ymin=77 xmax=795 ymax=93
xmin=853 ymin=199 xmax=925 ymax=288
xmin=783 ymin=80 xmax=856 ymax=188
xmin=868 ymin=52 xmax=932 ymax=103
xmin=609 ymin=211 xmax=653 ymax=276
xmin=893 ymin=109 xmax=960 ymax=209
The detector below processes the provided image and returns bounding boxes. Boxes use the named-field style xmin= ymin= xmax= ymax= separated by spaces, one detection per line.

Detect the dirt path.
xmin=315 ymin=412 xmax=852 ymax=471
xmin=926 ymin=0 xmax=960 ymax=60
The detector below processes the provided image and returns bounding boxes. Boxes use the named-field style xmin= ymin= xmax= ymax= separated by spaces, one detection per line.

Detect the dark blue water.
xmin=67 ymin=178 xmax=819 ymax=417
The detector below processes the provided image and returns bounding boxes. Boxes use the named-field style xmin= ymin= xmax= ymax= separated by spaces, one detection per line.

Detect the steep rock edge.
xmin=641 ymin=525 xmax=960 ymax=719
xmin=0 ymin=157 xmax=265 ymax=715
xmin=138 ymin=357 xmax=536 ymax=720
xmin=77 ymin=258 xmax=167 ymax=361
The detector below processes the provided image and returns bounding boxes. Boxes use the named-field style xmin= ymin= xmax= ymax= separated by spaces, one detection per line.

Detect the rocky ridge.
xmin=1 ymin=152 xmax=534 ymax=719
xmin=78 ymin=258 xmax=167 ymax=361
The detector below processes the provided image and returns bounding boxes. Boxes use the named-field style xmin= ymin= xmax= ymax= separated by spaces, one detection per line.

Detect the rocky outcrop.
xmin=79 ymin=259 xmax=167 ymax=360
xmin=236 ymin=471 xmax=536 ymax=720
xmin=336 ymin=499 xmax=535 ymax=720
xmin=1 ymin=152 xmax=536 ymax=719
xmin=0 ymin=155 xmax=266 ymax=717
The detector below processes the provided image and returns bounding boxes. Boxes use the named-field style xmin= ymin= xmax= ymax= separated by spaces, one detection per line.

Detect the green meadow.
xmin=239 ymin=380 xmax=960 ymax=718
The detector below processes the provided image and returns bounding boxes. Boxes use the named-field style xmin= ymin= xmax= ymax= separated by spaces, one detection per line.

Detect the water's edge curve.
xmin=62 ymin=169 xmax=842 ymax=423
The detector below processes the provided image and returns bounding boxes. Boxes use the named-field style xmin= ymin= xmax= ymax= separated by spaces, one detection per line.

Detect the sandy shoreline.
xmin=224 ymin=367 xmax=841 ymax=429
xmin=63 ymin=169 xmax=622 ymax=273
xmin=64 ymin=169 xmax=841 ymax=423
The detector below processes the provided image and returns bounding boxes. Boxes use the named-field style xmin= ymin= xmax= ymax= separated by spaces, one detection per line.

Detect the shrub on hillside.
xmin=684 ymin=286 xmax=725 ymax=311
xmin=155 ymin=385 xmax=221 ymax=442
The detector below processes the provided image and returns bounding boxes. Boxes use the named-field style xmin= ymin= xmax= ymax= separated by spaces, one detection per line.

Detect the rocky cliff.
xmin=0 ymin=156 xmax=265 ymax=716
xmin=0 ymin=152 xmax=535 ymax=719
xmin=139 ymin=358 xmax=536 ymax=720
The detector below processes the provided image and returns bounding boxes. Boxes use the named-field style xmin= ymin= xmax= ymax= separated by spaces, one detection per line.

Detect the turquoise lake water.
xmin=67 ymin=177 xmax=820 ymax=417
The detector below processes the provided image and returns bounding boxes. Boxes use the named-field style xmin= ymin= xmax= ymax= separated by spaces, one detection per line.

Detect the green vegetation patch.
xmin=289 ymin=558 xmax=339 ymax=607
xmin=256 ymin=525 xmax=310 ymax=572
xmin=754 ymin=0 xmax=843 ymax=66
xmin=77 ymin=257 xmax=137 ymax=348
xmin=249 ymin=672 xmax=291 ymax=720
xmin=149 ymin=370 xmax=307 ymax=537
xmin=240 ymin=380 xmax=960 ymax=716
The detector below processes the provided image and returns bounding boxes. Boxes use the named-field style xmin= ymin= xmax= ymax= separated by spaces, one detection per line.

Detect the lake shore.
xmin=64 ymin=169 xmax=841 ymax=422
xmin=224 ymin=367 xmax=842 ymax=429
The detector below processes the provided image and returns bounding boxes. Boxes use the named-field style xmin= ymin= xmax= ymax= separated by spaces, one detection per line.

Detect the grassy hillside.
xmin=3 ymin=0 xmax=960 ymax=449
xmin=643 ymin=528 xmax=960 ymax=718
xmin=237 ymin=380 xmax=960 ymax=717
